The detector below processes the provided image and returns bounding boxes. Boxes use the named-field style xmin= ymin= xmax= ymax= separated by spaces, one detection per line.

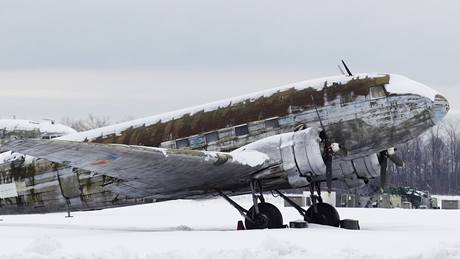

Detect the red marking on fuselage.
xmin=91 ymin=160 xmax=110 ymax=165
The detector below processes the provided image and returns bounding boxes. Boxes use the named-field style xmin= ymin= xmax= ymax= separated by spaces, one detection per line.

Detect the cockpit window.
xmin=369 ymin=85 xmax=386 ymax=99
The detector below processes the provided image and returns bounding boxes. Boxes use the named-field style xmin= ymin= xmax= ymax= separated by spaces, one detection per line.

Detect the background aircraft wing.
xmin=1 ymin=139 xmax=270 ymax=199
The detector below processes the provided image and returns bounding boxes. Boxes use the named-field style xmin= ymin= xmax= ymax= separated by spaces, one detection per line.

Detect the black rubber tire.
xmin=305 ymin=202 xmax=340 ymax=227
xmin=245 ymin=202 xmax=284 ymax=229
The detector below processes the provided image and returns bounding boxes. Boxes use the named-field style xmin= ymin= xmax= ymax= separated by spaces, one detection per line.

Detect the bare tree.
xmin=61 ymin=114 xmax=111 ymax=132
xmin=388 ymin=119 xmax=460 ymax=195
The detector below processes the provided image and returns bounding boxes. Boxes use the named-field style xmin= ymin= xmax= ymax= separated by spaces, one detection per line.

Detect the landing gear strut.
xmin=275 ymin=182 xmax=340 ymax=227
xmin=217 ymin=180 xmax=284 ymax=230
xmin=305 ymin=182 xmax=340 ymax=227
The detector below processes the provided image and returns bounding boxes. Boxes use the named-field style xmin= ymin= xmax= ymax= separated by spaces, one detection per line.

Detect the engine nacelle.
xmin=233 ymin=128 xmax=326 ymax=187
xmin=284 ymin=128 xmax=326 ymax=177
xmin=233 ymin=128 xmax=383 ymax=189
xmin=353 ymin=154 xmax=381 ymax=179
xmin=336 ymin=154 xmax=382 ymax=189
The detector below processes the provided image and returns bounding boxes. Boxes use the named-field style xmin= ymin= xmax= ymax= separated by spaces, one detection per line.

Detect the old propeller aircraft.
xmin=0 ymin=63 xmax=450 ymax=229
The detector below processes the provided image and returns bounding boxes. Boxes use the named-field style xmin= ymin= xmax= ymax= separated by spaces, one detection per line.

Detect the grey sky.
xmin=0 ymin=0 xmax=459 ymax=122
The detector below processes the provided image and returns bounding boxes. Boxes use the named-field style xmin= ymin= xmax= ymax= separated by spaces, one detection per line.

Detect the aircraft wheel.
xmin=305 ymin=202 xmax=340 ymax=227
xmin=245 ymin=202 xmax=284 ymax=229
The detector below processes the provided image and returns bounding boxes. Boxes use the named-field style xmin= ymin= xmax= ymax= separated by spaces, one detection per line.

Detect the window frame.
xmin=369 ymin=85 xmax=387 ymax=99
xmin=205 ymin=131 xmax=219 ymax=144
xmin=175 ymin=138 xmax=190 ymax=149
xmin=265 ymin=117 xmax=280 ymax=129
xmin=235 ymin=124 xmax=249 ymax=137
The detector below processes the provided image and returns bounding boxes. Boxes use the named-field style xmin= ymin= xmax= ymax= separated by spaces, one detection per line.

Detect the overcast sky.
xmin=0 ymin=0 xmax=459 ymax=122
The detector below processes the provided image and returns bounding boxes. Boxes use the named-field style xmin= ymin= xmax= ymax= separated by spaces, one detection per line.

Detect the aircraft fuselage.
xmin=0 ymin=73 xmax=449 ymax=215
xmin=63 ymin=73 xmax=447 ymax=160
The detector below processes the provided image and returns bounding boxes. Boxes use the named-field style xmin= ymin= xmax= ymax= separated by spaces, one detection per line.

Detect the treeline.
xmin=389 ymin=119 xmax=460 ymax=195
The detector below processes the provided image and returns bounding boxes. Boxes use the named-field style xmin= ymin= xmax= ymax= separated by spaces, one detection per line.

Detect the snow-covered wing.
xmin=1 ymin=140 xmax=270 ymax=198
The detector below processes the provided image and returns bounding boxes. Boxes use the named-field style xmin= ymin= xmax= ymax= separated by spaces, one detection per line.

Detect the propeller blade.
xmin=311 ymin=95 xmax=335 ymax=193
xmin=378 ymin=151 xmax=389 ymax=190
xmin=341 ymin=60 xmax=353 ymax=76
xmin=325 ymin=153 xmax=333 ymax=193
xmin=388 ymin=154 xmax=404 ymax=167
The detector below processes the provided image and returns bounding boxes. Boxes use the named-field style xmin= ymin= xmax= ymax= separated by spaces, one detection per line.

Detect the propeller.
xmin=378 ymin=148 xmax=405 ymax=190
xmin=388 ymin=155 xmax=404 ymax=167
xmin=322 ymin=131 xmax=334 ymax=193
xmin=312 ymin=97 xmax=337 ymax=193
xmin=378 ymin=150 xmax=389 ymax=190
xmin=311 ymin=60 xmax=352 ymax=192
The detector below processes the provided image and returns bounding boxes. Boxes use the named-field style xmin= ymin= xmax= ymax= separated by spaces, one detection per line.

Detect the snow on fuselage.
xmin=58 ymin=73 xmax=448 ymax=158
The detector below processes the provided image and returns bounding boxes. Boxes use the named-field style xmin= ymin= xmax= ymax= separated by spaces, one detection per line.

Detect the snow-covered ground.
xmin=1 ymin=195 xmax=460 ymax=259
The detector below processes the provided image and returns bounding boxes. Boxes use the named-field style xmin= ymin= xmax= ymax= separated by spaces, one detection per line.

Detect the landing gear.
xmin=305 ymin=182 xmax=340 ymax=227
xmin=275 ymin=182 xmax=341 ymax=228
xmin=305 ymin=202 xmax=340 ymax=227
xmin=245 ymin=202 xmax=283 ymax=229
xmin=219 ymin=180 xmax=346 ymax=229
xmin=217 ymin=180 xmax=284 ymax=230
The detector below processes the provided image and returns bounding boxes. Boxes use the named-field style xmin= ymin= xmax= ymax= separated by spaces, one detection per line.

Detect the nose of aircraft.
xmin=385 ymin=74 xmax=449 ymax=124
xmin=431 ymin=94 xmax=450 ymax=123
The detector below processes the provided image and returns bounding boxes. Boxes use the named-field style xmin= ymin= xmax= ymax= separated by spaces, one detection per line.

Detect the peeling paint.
xmin=92 ymin=75 xmax=389 ymax=149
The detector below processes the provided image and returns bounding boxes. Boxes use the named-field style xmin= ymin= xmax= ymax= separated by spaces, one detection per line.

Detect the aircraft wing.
xmin=1 ymin=139 xmax=271 ymax=199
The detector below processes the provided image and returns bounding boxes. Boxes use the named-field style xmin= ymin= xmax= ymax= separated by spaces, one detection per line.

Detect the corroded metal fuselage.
xmin=76 ymin=74 xmax=447 ymax=159
xmin=0 ymin=73 xmax=449 ymax=214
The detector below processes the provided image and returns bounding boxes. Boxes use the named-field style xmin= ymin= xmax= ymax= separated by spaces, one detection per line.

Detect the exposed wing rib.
xmin=1 ymin=140 xmax=270 ymax=197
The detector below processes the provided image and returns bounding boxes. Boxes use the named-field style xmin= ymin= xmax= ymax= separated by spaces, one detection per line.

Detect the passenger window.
xmin=235 ymin=124 xmax=249 ymax=136
xmin=189 ymin=135 xmax=205 ymax=147
xmin=369 ymin=86 xmax=386 ymax=99
xmin=265 ymin=118 xmax=279 ymax=129
xmin=218 ymin=128 xmax=234 ymax=139
xmin=205 ymin=131 xmax=219 ymax=143
xmin=175 ymin=138 xmax=189 ymax=148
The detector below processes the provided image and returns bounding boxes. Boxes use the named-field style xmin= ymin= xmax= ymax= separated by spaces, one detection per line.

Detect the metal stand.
xmin=65 ymin=199 xmax=73 ymax=218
